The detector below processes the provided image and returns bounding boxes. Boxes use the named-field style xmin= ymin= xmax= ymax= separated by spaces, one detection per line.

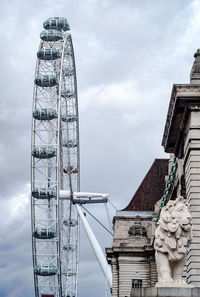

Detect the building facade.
xmin=106 ymin=50 xmax=200 ymax=296
xmin=106 ymin=159 xmax=168 ymax=297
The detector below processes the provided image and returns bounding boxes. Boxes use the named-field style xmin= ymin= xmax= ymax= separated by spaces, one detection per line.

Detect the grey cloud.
xmin=0 ymin=0 xmax=200 ymax=296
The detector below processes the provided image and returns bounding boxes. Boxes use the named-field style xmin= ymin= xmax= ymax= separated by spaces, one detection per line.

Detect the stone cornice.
xmin=162 ymin=84 xmax=200 ymax=156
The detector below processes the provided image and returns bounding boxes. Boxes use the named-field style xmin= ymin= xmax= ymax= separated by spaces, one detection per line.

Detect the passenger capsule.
xmin=37 ymin=48 xmax=61 ymax=60
xmin=61 ymin=89 xmax=75 ymax=98
xmin=40 ymin=29 xmax=63 ymax=42
xmin=32 ymin=187 xmax=56 ymax=199
xmin=43 ymin=17 xmax=70 ymax=31
xmin=63 ymin=140 xmax=77 ymax=148
xmin=34 ymin=264 xmax=57 ymax=276
xmin=67 ymin=270 xmax=77 ymax=277
xmin=62 ymin=114 xmax=77 ymax=123
xmin=63 ymin=244 xmax=77 ymax=252
xmin=33 ymin=108 xmax=57 ymax=121
xmin=32 ymin=146 xmax=56 ymax=159
xmin=63 ymin=165 xmax=78 ymax=174
xmin=33 ymin=227 xmax=56 ymax=239
xmin=35 ymin=75 xmax=58 ymax=87
xmin=64 ymin=67 xmax=74 ymax=76
xmin=63 ymin=219 xmax=78 ymax=226
xmin=66 ymin=48 xmax=72 ymax=56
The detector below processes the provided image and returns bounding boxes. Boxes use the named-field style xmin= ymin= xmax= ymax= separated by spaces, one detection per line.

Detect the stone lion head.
xmin=154 ymin=196 xmax=192 ymax=261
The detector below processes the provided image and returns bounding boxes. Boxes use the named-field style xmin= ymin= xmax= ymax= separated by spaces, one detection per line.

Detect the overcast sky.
xmin=0 ymin=0 xmax=200 ymax=296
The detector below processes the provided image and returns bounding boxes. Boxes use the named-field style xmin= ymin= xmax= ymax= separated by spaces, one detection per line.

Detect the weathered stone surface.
xmin=162 ymin=84 xmax=200 ymax=157
xmin=154 ymin=197 xmax=192 ymax=287
xmin=130 ymin=287 xmax=200 ymax=297
xmin=106 ymin=211 xmax=157 ymax=297
xmin=161 ymin=80 xmax=200 ymax=289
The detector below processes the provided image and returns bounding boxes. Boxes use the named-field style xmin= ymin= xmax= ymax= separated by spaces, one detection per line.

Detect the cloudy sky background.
xmin=0 ymin=0 xmax=200 ymax=296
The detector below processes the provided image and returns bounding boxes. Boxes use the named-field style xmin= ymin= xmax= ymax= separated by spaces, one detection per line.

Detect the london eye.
xmin=31 ymin=17 xmax=112 ymax=297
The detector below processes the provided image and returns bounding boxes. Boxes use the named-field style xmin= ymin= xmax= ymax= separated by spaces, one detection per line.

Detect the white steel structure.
xmin=31 ymin=17 xmax=112 ymax=297
xmin=31 ymin=17 xmax=79 ymax=297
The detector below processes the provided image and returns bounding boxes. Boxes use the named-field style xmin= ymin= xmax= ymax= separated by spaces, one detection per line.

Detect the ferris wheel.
xmin=31 ymin=17 xmax=112 ymax=297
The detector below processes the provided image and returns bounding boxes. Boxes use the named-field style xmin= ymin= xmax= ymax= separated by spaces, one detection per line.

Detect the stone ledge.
xmin=162 ymin=83 xmax=200 ymax=156
xmin=130 ymin=287 xmax=200 ymax=297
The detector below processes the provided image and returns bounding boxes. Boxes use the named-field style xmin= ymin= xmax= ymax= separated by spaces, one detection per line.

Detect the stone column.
xmin=149 ymin=257 xmax=158 ymax=287
xmin=184 ymin=110 xmax=200 ymax=286
xmin=111 ymin=257 xmax=119 ymax=297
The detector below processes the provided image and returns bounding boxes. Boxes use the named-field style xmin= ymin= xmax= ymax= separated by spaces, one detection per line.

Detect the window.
xmin=132 ymin=279 xmax=142 ymax=288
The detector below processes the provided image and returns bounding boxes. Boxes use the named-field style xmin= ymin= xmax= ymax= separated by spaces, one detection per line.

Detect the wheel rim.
xmin=31 ymin=17 xmax=80 ymax=297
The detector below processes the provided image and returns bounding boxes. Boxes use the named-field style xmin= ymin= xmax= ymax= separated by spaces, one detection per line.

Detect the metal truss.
xmin=31 ymin=17 xmax=79 ymax=297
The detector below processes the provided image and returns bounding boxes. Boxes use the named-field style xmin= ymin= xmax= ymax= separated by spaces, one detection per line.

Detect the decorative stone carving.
xmin=154 ymin=196 xmax=192 ymax=287
xmin=188 ymin=105 xmax=200 ymax=111
xmin=128 ymin=222 xmax=147 ymax=237
xmin=191 ymin=49 xmax=200 ymax=78
xmin=176 ymin=85 xmax=200 ymax=92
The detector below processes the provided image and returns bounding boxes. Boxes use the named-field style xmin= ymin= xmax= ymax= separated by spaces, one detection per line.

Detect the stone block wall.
xmin=106 ymin=212 xmax=158 ymax=297
xmin=184 ymin=112 xmax=200 ymax=286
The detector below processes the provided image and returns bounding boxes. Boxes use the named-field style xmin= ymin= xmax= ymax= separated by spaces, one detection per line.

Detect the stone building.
xmin=106 ymin=159 xmax=168 ymax=297
xmin=162 ymin=49 xmax=200 ymax=287
xmin=106 ymin=50 xmax=200 ymax=296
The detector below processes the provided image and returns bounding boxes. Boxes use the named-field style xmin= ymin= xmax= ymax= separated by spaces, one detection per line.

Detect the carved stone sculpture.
xmin=190 ymin=49 xmax=200 ymax=80
xmin=154 ymin=196 xmax=192 ymax=287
